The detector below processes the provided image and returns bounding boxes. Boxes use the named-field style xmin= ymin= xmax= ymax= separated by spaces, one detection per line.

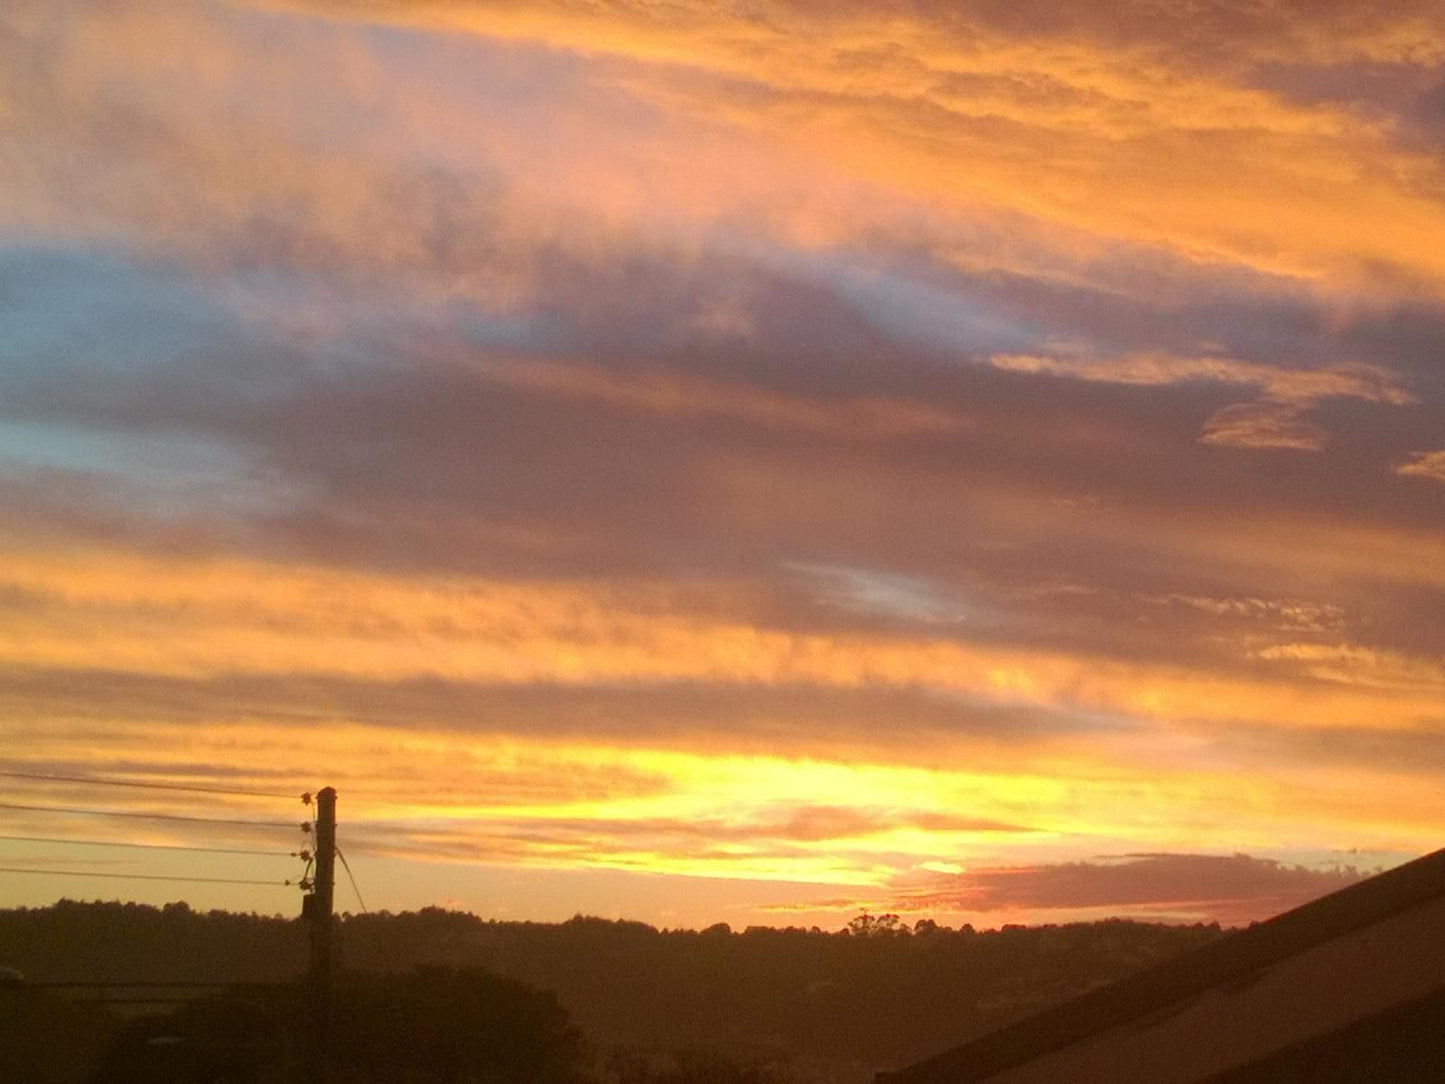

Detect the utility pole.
xmin=305 ymin=786 xmax=337 ymax=1082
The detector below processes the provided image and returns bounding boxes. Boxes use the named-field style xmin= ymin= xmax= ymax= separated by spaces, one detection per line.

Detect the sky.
xmin=0 ymin=0 xmax=1442 ymax=931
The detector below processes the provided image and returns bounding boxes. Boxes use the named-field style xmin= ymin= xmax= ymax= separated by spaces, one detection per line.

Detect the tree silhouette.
xmin=845 ymin=912 xmax=903 ymax=938
xmin=1 ymin=901 xmax=1225 ymax=1078
xmin=329 ymin=966 xmax=587 ymax=1083
xmin=87 ymin=997 xmax=286 ymax=1084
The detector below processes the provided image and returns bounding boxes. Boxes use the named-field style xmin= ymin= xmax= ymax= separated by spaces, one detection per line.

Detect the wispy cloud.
xmin=985 ymin=354 xmax=1412 ymax=403
xmin=1198 ymin=400 xmax=1328 ymax=452
xmin=989 ymin=352 xmax=1415 ymax=452
xmin=265 ymin=0 xmax=1445 ymax=292
xmin=1396 ymin=450 xmax=1445 ymax=484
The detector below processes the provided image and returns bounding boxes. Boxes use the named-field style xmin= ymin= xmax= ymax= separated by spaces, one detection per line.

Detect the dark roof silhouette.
xmin=879 ymin=846 xmax=1445 ymax=1084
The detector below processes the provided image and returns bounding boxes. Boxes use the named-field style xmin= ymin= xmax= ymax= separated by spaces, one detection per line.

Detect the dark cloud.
xmin=1246 ymin=60 xmax=1445 ymax=162
xmin=1 ymin=233 xmax=1438 ymax=719
xmin=892 ymin=853 xmax=1368 ymax=926
xmin=0 ymin=666 xmax=1116 ymax=761
xmin=2 ymin=245 xmax=1439 ymax=681
xmin=1212 ymin=721 xmax=1445 ymax=779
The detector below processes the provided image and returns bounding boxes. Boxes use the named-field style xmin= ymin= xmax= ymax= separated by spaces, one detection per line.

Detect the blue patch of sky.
xmin=0 ymin=244 xmax=341 ymax=515
xmin=745 ymin=246 xmax=1045 ymax=358
xmin=0 ymin=418 xmax=315 ymax=521
xmin=0 ymin=245 xmax=241 ymax=388
xmin=0 ymin=242 xmax=440 ymax=387
xmin=785 ymin=561 xmax=981 ymax=626
xmin=0 ymin=421 xmax=239 ymax=487
xmin=450 ymin=304 xmax=564 ymax=352
xmin=0 ymin=239 xmax=566 ymax=521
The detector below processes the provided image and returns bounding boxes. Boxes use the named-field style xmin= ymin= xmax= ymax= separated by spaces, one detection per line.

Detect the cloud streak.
xmin=883 ymin=853 xmax=1369 ymax=926
xmin=1397 ymin=450 xmax=1445 ymax=484
xmin=989 ymin=351 xmax=1417 ymax=451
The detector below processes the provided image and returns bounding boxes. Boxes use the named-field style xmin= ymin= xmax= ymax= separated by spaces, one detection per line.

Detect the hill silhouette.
xmin=0 ymin=901 xmax=1223 ymax=1082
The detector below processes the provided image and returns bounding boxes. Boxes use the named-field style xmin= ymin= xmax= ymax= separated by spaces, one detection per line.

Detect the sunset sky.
xmin=1 ymin=0 xmax=1443 ymax=931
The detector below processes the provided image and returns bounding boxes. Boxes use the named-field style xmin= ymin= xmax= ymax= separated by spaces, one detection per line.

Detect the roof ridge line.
xmin=880 ymin=846 xmax=1445 ymax=1083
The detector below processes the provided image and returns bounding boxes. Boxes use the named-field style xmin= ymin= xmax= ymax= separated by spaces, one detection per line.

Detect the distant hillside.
xmin=0 ymin=901 xmax=1223 ymax=1079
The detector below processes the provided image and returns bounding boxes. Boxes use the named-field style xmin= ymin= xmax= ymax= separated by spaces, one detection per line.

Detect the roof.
xmin=879 ymin=846 xmax=1445 ymax=1084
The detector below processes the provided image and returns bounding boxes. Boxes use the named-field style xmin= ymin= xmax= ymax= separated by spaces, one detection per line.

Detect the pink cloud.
xmin=889 ymin=853 xmax=1367 ymax=926
xmin=1396 ymin=450 xmax=1445 ymax=484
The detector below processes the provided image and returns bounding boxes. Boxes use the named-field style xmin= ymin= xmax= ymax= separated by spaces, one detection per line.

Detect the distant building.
xmin=879 ymin=847 xmax=1445 ymax=1083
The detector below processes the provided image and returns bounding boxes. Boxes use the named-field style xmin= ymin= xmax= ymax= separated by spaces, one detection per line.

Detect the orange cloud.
xmin=988 ymin=352 xmax=1416 ymax=452
xmin=1 ymin=546 xmax=1440 ymax=737
xmin=1254 ymin=644 xmax=1445 ymax=693
xmin=985 ymin=354 xmax=1412 ymax=404
xmin=1396 ymin=450 xmax=1445 ymax=484
xmin=1198 ymin=400 xmax=1327 ymax=452
xmin=252 ymin=0 xmax=1445 ymax=293
xmin=10 ymin=0 xmax=1445 ymax=315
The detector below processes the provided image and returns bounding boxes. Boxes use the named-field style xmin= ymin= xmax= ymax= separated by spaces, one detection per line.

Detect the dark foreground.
xmin=0 ymin=902 xmax=1223 ymax=1082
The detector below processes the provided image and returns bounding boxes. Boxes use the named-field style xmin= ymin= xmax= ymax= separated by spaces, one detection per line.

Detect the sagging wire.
xmin=336 ymin=847 xmax=369 ymax=914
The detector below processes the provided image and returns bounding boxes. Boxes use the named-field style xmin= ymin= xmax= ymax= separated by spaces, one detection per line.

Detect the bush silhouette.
xmin=330 ymin=966 xmax=587 ymax=1083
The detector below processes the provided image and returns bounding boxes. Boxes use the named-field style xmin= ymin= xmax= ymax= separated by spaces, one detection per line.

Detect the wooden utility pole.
xmin=306 ymin=785 xmax=337 ymax=1082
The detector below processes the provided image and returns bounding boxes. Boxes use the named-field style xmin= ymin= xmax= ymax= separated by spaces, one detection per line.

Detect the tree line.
xmin=0 ymin=901 xmax=1223 ymax=1082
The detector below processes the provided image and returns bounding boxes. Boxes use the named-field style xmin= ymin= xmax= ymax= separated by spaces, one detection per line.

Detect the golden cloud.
xmin=253 ymin=0 xmax=1445 ymax=292
xmin=1 ymin=546 xmax=1440 ymax=737
xmin=8 ymin=0 xmax=1445 ymax=310
xmin=989 ymin=352 xmax=1415 ymax=452
xmin=1396 ymin=450 xmax=1445 ymax=484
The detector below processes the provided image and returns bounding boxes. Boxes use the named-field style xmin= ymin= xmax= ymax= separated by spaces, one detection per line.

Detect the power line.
xmin=0 ymin=867 xmax=288 ymax=887
xmin=31 ymin=981 xmax=292 ymax=989
xmin=0 ymin=768 xmax=299 ymax=801
xmin=0 ymin=802 xmax=302 ymax=830
xmin=335 ymin=847 xmax=368 ymax=914
xmin=0 ymin=834 xmax=291 ymax=858
xmin=56 ymin=997 xmax=235 ymax=1005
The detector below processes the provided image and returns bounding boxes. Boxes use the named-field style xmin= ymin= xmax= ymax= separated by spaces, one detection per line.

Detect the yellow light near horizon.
xmin=9 ymin=687 xmax=1443 ymax=895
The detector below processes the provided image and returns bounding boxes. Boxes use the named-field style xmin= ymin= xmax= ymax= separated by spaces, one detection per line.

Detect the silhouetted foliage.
xmin=327 ymin=966 xmax=587 ymax=1083
xmin=88 ymin=997 xmax=287 ymax=1084
xmin=845 ymin=913 xmax=903 ymax=938
xmin=0 ymin=983 xmax=117 ymax=1084
xmin=41 ymin=968 xmax=588 ymax=1084
xmin=0 ymin=901 xmax=1224 ymax=1082
xmin=603 ymin=1046 xmax=803 ymax=1083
